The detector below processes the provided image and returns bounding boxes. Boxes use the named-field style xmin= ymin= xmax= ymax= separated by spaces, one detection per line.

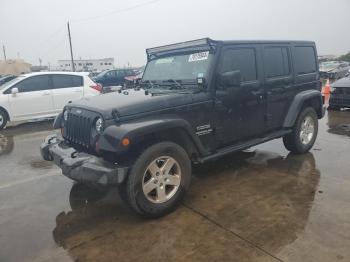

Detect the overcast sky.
xmin=0 ymin=0 xmax=349 ymax=67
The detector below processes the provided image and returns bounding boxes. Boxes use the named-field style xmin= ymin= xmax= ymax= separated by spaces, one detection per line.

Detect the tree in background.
xmin=338 ymin=52 xmax=350 ymax=62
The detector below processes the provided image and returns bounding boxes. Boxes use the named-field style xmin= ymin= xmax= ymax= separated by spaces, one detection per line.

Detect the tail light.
xmin=90 ymin=83 xmax=103 ymax=92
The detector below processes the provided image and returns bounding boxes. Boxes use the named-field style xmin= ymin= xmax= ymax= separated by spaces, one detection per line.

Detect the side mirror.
xmin=11 ymin=87 xmax=19 ymax=95
xmin=219 ymin=70 xmax=241 ymax=89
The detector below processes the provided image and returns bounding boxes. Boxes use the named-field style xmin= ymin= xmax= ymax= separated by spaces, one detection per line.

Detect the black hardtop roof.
xmin=146 ymin=38 xmax=315 ymax=55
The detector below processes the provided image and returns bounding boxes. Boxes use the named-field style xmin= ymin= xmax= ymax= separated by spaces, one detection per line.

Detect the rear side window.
xmin=13 ymin=75 xmax=50 ymax=93
xmin=294 ymin=46 xmax=317 ymax=75
xmin=52 ymin=75 xmax=83 ymax=89
xmin=220 ymin=48 xmax=257 ymax=82
xmin=264 ymin=47 xmax=290 ymax=78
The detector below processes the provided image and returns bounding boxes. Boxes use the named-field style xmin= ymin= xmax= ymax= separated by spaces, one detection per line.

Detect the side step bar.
xmin=198 ymin=129 xmax=291 ymax=163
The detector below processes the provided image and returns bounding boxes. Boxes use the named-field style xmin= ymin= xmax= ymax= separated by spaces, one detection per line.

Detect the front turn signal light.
xmin=121 ymin=138 xmax=130 ymax=147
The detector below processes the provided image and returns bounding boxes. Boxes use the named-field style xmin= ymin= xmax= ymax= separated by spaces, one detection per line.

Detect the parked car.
xmin=328 ymin=76 xmax=350 ymax=110
xmin=0 ymin=72 xmax=101 ymax=129
xmin=0 ymin=75 xmax=17 ymax=86
xmin=319 ymin=61 xmax=350 ymax=79
xmin=41 ymin=38 xmax=324 ymax=217
xmin=93 ymin=69 xmax=137 ymax=89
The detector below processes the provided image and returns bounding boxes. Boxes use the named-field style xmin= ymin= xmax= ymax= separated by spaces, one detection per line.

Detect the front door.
xmin=214 ymin=45 xmax=266 ymax=146
xmin=7 ymin=75 xmax=54 ymax=120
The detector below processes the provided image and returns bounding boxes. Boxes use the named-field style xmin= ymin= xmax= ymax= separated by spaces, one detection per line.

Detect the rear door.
xmin=263 ymin=45 xmax=294 ymax=131
xmin=7 ymin=75 xmax=54 ymax=120
xmin=51 ymin=74 xmax=84 ymax=112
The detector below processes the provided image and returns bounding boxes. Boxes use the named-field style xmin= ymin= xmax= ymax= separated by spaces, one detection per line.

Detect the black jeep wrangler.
xmin=41 ymin=38 xmax=325 ymax=217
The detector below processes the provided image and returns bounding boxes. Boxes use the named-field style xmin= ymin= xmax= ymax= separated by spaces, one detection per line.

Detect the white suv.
xmin=0 ymin=72 xmax=101 ymax=129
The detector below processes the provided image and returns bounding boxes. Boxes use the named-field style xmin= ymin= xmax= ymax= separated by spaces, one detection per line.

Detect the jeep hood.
xmin=68 ymin=89 xmax=194 ymax=119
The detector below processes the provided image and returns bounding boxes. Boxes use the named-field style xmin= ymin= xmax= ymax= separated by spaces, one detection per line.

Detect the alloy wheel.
xmin=300 ymin=115 xmax=315 ymax=145
xmin=142 ymin=156 xmax=181 ymax=204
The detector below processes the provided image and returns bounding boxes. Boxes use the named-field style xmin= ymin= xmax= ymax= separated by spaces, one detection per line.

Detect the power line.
xmin=36 ymin=25 xmax=65 ymax=47
xmin=72 ymin=0 xmax=165 ymax=23
xmin=40 ymin=34 xmax=67 ymax=58
xmin=36 ymin=0 xmax=166 ymax=64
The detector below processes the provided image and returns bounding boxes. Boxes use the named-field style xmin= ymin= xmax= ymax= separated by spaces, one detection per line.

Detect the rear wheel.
xmin=119 ymin=142 xmax=191 ymax=218
xmin=283 ymin=107 xmax=318 ymax=154
xmin=0 ymin=110 xmax=8 ymax=130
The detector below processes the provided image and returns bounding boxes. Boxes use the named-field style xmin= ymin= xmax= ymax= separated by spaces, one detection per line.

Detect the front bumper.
xmin=40 ymin=135 xmax=128 ymax=186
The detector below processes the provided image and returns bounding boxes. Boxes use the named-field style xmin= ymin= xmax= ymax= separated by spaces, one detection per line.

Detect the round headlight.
xmin=95 ymin=118 xmax=104 ymax=134
xmin=63 ymin=110 xmax=68 ymax=121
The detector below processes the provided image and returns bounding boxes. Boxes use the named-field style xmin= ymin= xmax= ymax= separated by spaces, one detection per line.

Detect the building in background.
xmin=0 ymin=59 xmax=31 ymax=75
xmin=58 ymin=58 xmax=114 ymax=72
xmin=30 ymin=65 xmax=48 ymax=72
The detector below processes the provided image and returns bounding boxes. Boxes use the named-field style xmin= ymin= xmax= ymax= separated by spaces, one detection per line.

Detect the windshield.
xmin=0 ymin=76 xmax=23 ymax=90
xmin=95 ymin=70 xmax=108 ymax=78
xmin=142 ymin=51 xmax=212 ymax=83
xmin=320 ymin=62 xmax=339 ymax=70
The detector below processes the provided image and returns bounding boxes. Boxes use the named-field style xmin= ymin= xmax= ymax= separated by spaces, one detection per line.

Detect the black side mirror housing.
xmin=219 ymin=70 xmax=241 ymax=89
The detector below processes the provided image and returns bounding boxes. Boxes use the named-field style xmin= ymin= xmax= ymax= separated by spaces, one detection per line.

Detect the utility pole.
xmin=2 ymin=45 xmax=6 ymax=61
xmin=67 ymin=21 xmax=75 ymax=72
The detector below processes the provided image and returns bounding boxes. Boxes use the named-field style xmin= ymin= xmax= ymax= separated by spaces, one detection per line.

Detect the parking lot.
xmin=0 ymin=108 xmax=349 ymax=262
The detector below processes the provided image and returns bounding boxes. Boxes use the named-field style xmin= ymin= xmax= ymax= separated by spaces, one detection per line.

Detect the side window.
xmin=14 ymin=75 xmax=50 ymax=93
xmin=294 ymin=46 xmax=317 ymax=75
xmin=72 ymin=75 xmax=83 ymax=86
xmin=264 ymin=47 xmax=290 ymax=78
xmin=220 ymin=48 xmax=257 ymax=82
xmin=52 ymin=75 xmax=83 ymax=89
xmin=117 ymin=70 xmax=126 ymax=77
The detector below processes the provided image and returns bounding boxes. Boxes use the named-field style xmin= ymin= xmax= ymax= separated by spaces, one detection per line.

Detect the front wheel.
xmin=283 ymin=107 xmax=318 ymax=154
xmin=0 ymin=110 xmax=7 ymax=130
xmin=119 ymin=142 xmax=191 ymax=218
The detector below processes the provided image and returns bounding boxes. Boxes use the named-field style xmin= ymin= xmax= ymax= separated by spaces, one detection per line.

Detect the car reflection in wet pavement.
xmin=1 ymin=112 xmax=350 ymax=262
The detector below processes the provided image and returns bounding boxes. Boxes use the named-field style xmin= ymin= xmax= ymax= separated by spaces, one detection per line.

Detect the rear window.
xmin=52 ymin=75 xmax=83 ymax=89
xmin=264 ymin=47 xmax=290 ymax=78
xmin=294 ymin=46 xmax=317 ymax=75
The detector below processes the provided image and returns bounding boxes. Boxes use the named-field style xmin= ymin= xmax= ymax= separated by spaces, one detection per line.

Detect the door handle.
xmin=43 ymin=92 xmax=50 ymax=96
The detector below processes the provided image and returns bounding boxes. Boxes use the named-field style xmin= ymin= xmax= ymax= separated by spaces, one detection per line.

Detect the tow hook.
xmin=71 ymin=151 xmax=78 ymax=158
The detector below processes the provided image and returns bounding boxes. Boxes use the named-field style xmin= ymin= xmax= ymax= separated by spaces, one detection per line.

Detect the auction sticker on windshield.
xmin=188 ymin=51 xmax=209 ymax=62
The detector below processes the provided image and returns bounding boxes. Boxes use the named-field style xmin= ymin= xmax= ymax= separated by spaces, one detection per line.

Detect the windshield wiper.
xmin=140 ymin=80 xmax=158 ymax=89
xmin=163 ymin=79 xmax=183 ymax=89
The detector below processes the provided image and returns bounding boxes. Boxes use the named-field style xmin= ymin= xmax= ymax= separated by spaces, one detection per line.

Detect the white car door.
xmin=51 ymin=74 xmax=84 ymax=112
xmin=7 ymin=75 xmax=54 ymax=121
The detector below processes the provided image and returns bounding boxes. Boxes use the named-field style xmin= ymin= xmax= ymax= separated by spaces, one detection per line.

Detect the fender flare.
xmin=98 ymin=115 xmax=208 ymax=156
xmin=283 ymin=90 xmax=323 ymax=128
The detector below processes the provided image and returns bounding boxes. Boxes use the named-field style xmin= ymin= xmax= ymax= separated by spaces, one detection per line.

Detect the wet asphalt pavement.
xmin=1 ymin=109 xmax=350 ymax=262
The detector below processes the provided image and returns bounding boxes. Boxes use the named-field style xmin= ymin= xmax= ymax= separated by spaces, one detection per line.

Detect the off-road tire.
xmin=283 ymin=107 xmax=318 ymax=154
xmin=0 ymin=110 xmax=7 ymax=130
xmin=119 ymin=142 xmax=191 ymax=218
